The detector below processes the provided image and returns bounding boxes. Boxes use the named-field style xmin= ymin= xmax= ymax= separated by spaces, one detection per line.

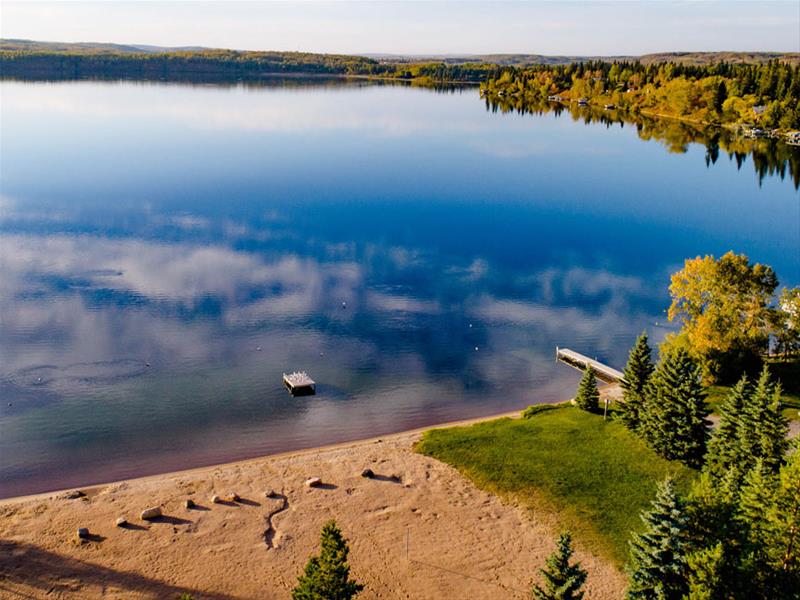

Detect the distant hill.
xmin=365 ymin=53 xmax=635 ymax=66
xmin=365 ymin=51 xmax=799 ymax=66
xmin=0 ymin=39 xmax=211 ymax=54
xmin=638 ymin=51 xmax=800 ymax=66
xmin=2 ymin=40 xmax=797 ymax=66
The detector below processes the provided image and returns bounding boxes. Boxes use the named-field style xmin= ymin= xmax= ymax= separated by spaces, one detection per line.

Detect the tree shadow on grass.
xmin=0 ymin=539 xmax=238 ymax=600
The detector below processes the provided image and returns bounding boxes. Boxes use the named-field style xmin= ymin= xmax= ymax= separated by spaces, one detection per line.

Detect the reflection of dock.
xmin=555 ymin=347 xmax=624 ymax=383
xmin=283 ymin=371 xmax=316 ymax=396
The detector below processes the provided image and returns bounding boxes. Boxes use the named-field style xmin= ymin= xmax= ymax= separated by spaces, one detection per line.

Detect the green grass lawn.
xmin=415 ymin=405 xmax=696 ymax=565
xmin=706 ymin=357 xmax=800 ymax=421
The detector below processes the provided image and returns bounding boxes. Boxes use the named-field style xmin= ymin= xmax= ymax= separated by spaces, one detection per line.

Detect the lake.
xmin=1 ymin=78 xmax=798 ymax=498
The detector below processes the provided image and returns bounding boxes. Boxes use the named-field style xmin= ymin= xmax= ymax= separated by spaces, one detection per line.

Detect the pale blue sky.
xmin=2 ymin=1 xmax=798 ymax=55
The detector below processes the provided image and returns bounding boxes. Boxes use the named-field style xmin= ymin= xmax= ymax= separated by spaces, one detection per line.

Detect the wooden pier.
xmin=555 ymin=347 xmax=624 ymax=383
xmin=283 ymin=371 xmax=316 ymax=396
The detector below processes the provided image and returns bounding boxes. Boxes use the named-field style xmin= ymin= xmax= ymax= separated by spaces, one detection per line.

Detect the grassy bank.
xmin=415 ymin=405 xmax=696 ymax=565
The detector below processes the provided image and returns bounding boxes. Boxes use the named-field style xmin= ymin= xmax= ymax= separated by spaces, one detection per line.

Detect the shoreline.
xmin=19 ymin=367 xmax=791 ymax=598
xmin=0 ymin=406 xmax=527 ymax=506
xmin=0 ymin=391 xmax=627 ymax=599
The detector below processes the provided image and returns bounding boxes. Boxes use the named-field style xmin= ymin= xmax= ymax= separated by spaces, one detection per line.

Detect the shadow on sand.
xmin=0 ymin=539 xmax=238 ymax=600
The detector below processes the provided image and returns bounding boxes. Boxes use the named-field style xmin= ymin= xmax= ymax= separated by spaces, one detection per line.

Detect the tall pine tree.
xmin=642 ymin=348 xmax=710 ymax=467
xmin=736 ymin=367 xmax=789 ymax=476
xmin=292 ymin=520 xmax=363 ymax=600
xmin=705 ymin=375 xmax=750 ymax=485
xmin=626 ymin=478 xmax=690 ymax=600
xmin=769 ymin=445 xmax=800 ymax=591
xmin=736 ymin=460 xmax=782 ymax=598
xmin=619 ymin=331 xmax=655 ymax=432
xmin=757 ymin=384 xmax=790 ymax=474
xmin=574 ymin=366 xmax=600 ymax=413
xmin=685 ymin=543 xmax=727 ymax=600
xmin=532 ymin=532 xmax=588 ymax=600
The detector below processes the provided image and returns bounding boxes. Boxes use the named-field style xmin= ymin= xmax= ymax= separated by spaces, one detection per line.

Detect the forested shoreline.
xmin=0 ymin=48 xmax=498 ymax=83
xmin=481 ymin=60 xmax=800 ymax=133
xmin=3 ymin=47 xmax=800 ymax=132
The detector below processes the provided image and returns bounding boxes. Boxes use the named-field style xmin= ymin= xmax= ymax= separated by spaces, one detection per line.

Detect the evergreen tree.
xmin=686 ymin=471 xmax=739 ymax=549
xmin=757 ymin=384 xmax=790 ymax=474
xmin=737 ymin=367 xmax=789 ymax=475
xmin=532 ymin=532 xmax=588 ymax=600
xmin=292 ymin=520 xmax=364 ymax=600
xmin=642 ymin=349 xmax=710 ymax=467
xmin=574 ymin=366 xmax=599 ymax=413
xmin=764 ymin=445 xmax=800 ymax=595
xmin=619 ymin=331 xmax=654 ymax=432
xmin=626 ymin=478 xmax=690 ymax=600
xmin=685 ymin=543 xmax=726 ymax=600
xmin=736 ymin=460 xmax=786 ymax=598
xmin=705 ymin=376 xmax=750 ymax=484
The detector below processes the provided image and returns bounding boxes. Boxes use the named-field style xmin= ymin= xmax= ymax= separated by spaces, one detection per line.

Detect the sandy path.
xmin=0 ymin=423 xmax=626 ymax=599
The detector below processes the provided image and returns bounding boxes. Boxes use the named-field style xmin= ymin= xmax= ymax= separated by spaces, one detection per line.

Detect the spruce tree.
xmin=532 ymin=532 xmax=588 ymax=600
xmin=737 ymin=367 xmax=789 ymax=476
xmin=705 ymin=375 xmax=750 ymax=484
xmin=737 ymin=367 xmax=774 ymax=462
xmin=737 ymin=460 xmax=777 ymax=555
xmin=770 ymin=445 xmax=800 ymax=590
xmin=292 ymin=520 xmax=363 ymax=600
xmin=685 ymin=543 xmax=726 ymax=600
xmin=619 ymin=331 xmax=654 ymax=432
xmin=736 ymin=460 xmax=781 ymax=597
xmin=758 ymin=384 xmax=790 ymax=474
xmin=574 ymin=366 xmax=599 ymax=413
xmin=641 ymin=349 xmax=710 ymax=467
xmin=626 ymin=478 xmax=690 ymax=600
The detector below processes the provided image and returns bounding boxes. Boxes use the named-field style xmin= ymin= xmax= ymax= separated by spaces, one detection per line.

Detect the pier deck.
xmin=556 ymin=347 xmax=624 ymax=383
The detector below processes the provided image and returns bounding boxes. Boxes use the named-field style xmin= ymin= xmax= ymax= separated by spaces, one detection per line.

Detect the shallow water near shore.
xmin=1 ymin=78 xmax=798 ymax=498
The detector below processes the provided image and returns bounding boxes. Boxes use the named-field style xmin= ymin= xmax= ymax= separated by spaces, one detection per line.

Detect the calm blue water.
xmin=1 ymin=79 xmax=798 ymax=497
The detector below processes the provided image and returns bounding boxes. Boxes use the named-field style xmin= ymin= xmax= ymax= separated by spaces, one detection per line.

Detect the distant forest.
xmin=2 ymin=41 xmax=799 ymax=132
xmin=482 ymin=60 xmax=800 ymax=130
xmin=0 ymin=46 xmax=497 ymax=84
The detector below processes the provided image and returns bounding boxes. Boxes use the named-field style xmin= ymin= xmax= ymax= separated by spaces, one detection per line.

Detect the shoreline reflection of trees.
xmin=0 ymin=73 xmax=474 ymax=95
xmin=486 ymin=97 xmax=800 ymax=190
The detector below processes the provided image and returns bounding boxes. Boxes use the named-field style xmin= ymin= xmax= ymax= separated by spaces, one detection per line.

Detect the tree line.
xmin=481 ymin=60 xmax=800 ymax=130
xmin=0 ymin=48 xmax=498 ymax=83
xmin=569 ymin=252 xmax=800 ymax=598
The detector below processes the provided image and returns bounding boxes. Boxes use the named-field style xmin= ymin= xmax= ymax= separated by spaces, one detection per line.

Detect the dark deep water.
xmin=1 ymin=79 xmax=798 ymax=498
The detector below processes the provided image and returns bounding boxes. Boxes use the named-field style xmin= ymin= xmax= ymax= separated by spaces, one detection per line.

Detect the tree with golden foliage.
xmin=665 ymin=252 xmax=778 ymax=383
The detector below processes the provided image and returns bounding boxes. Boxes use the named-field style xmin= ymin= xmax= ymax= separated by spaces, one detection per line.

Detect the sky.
xmin=1 ymin=1 xmax=798 ymax=56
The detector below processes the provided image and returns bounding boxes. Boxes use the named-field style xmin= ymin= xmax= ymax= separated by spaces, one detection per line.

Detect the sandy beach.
xmin=0 ymin=409 xmax=626 ymax=600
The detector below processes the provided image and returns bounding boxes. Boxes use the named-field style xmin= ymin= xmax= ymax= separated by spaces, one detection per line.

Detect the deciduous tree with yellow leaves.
xmin=665 ymin=252 xmax=778 ymax=383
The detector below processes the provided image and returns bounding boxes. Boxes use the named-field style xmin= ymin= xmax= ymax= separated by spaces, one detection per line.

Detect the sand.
xmin=0 ymin=412 xmax=626 ymax=600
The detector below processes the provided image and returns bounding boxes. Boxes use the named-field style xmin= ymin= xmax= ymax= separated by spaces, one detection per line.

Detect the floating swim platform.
xmin=283 ymin=371 xmax=316 ymax=396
